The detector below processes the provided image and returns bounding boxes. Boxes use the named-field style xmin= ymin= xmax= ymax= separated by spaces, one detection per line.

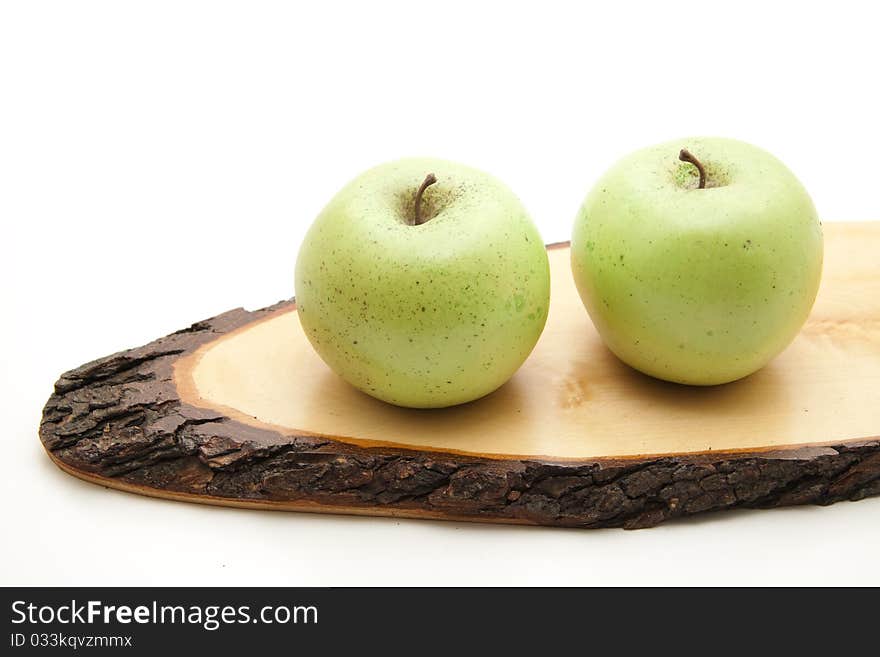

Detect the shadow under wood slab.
xmin=40 ymin=222 xmax=880 ymax=529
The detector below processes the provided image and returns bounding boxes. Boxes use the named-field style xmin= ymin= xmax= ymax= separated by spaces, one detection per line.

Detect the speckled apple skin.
xmin=571 ymin=137 xmax=824 ymax=386
xmin=295 ymin=158 xmax=550 ymax=408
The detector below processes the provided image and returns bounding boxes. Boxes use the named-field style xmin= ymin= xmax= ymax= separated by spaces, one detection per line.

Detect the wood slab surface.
xmin=39 ymin=222 xmax=880 ymax=529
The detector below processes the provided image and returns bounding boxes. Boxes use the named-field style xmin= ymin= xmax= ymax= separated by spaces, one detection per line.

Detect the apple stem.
xmin=414 ymin=173 xmax=438 ymax=225
xmin=679 ymin=149 xmax=707 ymax=189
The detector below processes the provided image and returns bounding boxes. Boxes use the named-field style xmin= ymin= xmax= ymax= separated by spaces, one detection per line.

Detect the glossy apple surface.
xmin=571 ymin=137 xmax=823 ymax=385
xmin=296 ymin=158 xmax=550 ymax=407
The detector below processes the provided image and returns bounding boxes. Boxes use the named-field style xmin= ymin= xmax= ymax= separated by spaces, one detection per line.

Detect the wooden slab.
xmin=40 ymin=222 xmax=880 ymax=529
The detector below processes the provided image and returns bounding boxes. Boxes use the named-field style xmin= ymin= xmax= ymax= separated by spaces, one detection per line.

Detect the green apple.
xmin=295 ymin=158 xmax=550 ymax=408
xmin=571 ymin=137 xmax=823 ymax=385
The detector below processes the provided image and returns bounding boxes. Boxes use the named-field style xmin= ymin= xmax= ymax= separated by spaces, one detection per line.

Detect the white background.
xmin=2 ymin=1 xmax=878 ymax=586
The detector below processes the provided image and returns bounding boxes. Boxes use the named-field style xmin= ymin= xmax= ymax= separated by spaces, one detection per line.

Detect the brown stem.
xmin=679 ymin=149 xmax=706 ymax=189
xmin=413 ymin=173 xmax=437 ymax=225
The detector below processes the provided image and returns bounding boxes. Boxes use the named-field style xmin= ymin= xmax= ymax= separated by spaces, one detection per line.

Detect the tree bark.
xmin=39 ymin=299 xmax=880 ymax=530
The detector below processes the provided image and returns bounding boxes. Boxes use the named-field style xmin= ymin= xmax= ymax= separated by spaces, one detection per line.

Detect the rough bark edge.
xmin=39 ymin=299 xmax=880 ymax=530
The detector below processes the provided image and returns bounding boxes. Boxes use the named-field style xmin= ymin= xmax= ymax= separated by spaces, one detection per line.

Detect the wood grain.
xmin=39 ymin=222 xmax=880 ymax=529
